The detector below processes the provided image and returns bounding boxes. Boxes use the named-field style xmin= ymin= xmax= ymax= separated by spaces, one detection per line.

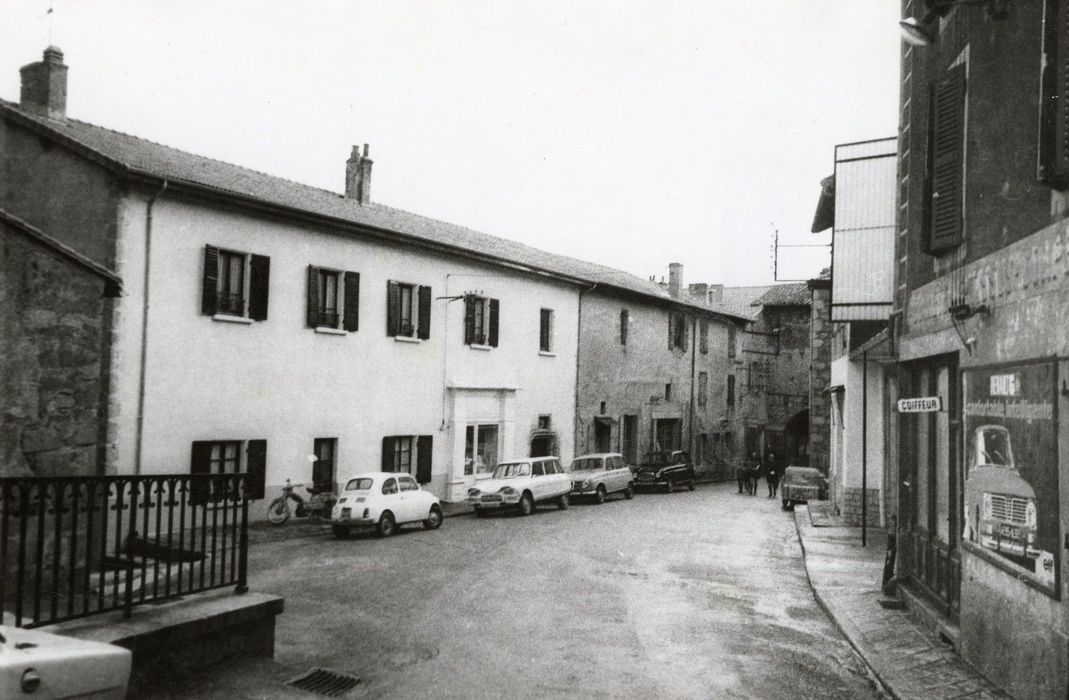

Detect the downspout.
xmin=575 ymin=283 xmax=597 ymax=458
xmin=689 ymin=316 xmax=697 ymax=456
xmin=862 ymin=350 xmax=868 ymax=547
xmin=134 ymin=180 xmax=168 ymax=475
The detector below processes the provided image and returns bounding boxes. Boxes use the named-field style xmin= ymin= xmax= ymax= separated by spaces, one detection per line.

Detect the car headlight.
xmin=578 ymin=480 xmax=590 ymax=489
xmin=468 ymin=488 xmax=480 ymax=497
xmin=982 ymin=493 xmax=993 ymax=519
xmin=500 ymin=486 xmax=516 ymax=496
xmin=1026 ymin=500 xmax=1037 ymax=529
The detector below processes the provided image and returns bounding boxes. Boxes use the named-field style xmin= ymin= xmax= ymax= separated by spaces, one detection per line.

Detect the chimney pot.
xmin=20 ymin=46 xmax=68 ymax=120
xmin=345 ymin=143 xmax=373 ymax=205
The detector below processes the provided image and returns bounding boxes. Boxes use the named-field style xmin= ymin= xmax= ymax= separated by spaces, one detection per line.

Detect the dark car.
xmin=635 ymin=450 xmax=695 ymax=492
xmin=780 ymin=465 xmax=825 ymax=509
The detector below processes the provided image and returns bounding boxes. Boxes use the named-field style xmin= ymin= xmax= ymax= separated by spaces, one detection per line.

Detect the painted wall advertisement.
xmin=962 ymin=361 xmax=1058 ymax=591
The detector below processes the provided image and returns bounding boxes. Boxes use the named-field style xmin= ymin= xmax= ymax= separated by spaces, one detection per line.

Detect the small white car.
xmin=570 ymin=453 xmax=635 ymax=503
xmin=331 ymin=472 xmax=443 ymax=538
xmin=0 ymin=625 xmax=131 ymax=699
xmin=467 ymin=456 xmax=571 ymax=516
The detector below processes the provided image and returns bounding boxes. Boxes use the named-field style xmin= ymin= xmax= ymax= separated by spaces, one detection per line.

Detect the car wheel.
xmin=595 ymin=485 xmax=607 ymax=504
xmin=376 ymin=511 xmax=396 ymax=537
xmin=557 ymin=493 xmax=570 ymax=510
xmin=623 ymin=484 xmax=634 ymax=500
xmin=331 ymin=524 xmax=350 ymax=539
xmin=664 ymin=478 xmax=674 ymax=493
xmin=424 ymin=505 xmax=443 ymax=529
xmin=687 ymin=481 xmax=696 ymax=491
xmin=519 ymin=492 xmax=535 ymax=516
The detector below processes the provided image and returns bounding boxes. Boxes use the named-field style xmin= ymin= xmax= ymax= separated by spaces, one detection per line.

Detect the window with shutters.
xmin=620 ymin=309 xmax=629 ymax=345
xmin=727 ymin=375 xmax=735 ymax=406
xmin=464 ymin=294 xmax=499 ymax=347
xmin=306 ymin=267 xmax=360 ymax=332
xmin=728 ymin=325 xmax=737 ymax=359
xmin=668 ymin=311 xmax=687 ymax=351
xmin=925 ymin=63 xmax=967 ymax=253
xmin=201 ymin=245 xmax=270 ymax=321
xmin=387 ymin=280 xmax=431 ymax=340
xmin=698 ymin=371 xmax=708 ymax=407
xmin=539 ymin=308 xmax=554 ymax=353
xmin=190 ymin=439 xmax=266 ymax=503
xmin=382 ymin=434 xmax=434 ymax=483
xmin=699 ymin=320 xmax=709 ymax=354
xmin=1039 ymin=0 xmax=1069 ymax=189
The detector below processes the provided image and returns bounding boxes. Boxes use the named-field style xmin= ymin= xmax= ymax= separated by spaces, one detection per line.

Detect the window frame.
xmin=202 ymin=245 xmax=269 ymax=322
xmin=312 ymin=437 xmax=336 ymax=492
xmin=539 ymin=308 xmax=554 ymax=353
xmin=387 ymin=280 xmax=430 ymax=340
xmin=464 ymin=294 xmax=499 ymax=347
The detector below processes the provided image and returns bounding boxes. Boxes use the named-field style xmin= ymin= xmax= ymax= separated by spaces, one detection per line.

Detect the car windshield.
xmin=493 ymin=462 xmax=531 ymax=478
xmin=642 ymin=452 xmax=668 ymax=467
xmin=571 ymin=458 xmax=601 ymax=472
xmin=973 ymin=426 xmax=1014 ymax=469
xmin=344 ymin=477 xmax=375 ymax=491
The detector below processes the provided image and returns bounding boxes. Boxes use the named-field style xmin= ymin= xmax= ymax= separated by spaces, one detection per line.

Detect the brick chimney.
xmin=345 ymin=144 xmax=373 ymax=205
xmin=708 ymin=284 xmax=724 ymax=304
xmin=20 ymin=46 xmax=68 ymax=120
xmin=668 ymin=263 xmax=683 ymax=299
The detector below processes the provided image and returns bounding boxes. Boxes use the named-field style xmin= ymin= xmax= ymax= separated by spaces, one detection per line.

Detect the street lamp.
xmin=899 ymin=0 xmax=1011 ymax=46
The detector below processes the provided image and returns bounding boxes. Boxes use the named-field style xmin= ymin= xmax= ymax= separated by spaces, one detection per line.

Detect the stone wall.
xmin=840 ymin=487 xmax=881 ymax=528
xmin=808 ymin=282 xmax=832 ymax=473
xmin=0 ymin=222 xmax=111 ymax=476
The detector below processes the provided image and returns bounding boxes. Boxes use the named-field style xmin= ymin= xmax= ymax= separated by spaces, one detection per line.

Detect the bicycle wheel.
xmin=267 ymin=497 xmax=290 ymax=524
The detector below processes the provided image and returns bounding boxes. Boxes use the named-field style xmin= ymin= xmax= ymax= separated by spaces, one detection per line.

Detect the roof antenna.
xmin=47 ymin=0 xmax=54 ymax=44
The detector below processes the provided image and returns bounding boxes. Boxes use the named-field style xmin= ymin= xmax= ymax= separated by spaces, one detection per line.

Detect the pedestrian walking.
xmin=766 ymin=453 xmax=780 ymax=498
xmin=748 ymin=453 xmax=761 ymax=496
xmin=735 ymin=463 xmax=747 ymax=494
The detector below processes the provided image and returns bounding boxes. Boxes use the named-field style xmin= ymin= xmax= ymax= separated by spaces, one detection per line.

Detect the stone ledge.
xmin=50 ymin=589 xmax=283 ymax=696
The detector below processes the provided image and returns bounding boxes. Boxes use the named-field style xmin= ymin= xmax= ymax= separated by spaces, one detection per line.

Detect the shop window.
xmin=465 ymin=424 xmax=500 ymax=476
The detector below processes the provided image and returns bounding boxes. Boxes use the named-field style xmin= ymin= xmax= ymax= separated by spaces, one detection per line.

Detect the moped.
xmin=267 ymin=479 xmax=336 ymax=525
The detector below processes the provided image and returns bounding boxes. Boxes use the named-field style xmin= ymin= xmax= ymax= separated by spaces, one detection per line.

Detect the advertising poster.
xmin=962 ymin=361 xmax=1058 ymax=592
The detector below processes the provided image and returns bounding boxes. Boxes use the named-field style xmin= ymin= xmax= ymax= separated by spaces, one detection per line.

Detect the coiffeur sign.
xmin=962 ymin=361 xmax=1058 ymax=592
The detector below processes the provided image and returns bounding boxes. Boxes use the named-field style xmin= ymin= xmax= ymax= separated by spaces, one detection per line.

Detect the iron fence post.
xmin=236 ymin=475 xmax=249 ymax=594
xmin=123 ymin=480 xmax=138 ymax=619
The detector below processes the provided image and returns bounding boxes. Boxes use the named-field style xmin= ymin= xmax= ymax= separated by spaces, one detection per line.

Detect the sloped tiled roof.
xmin=719 ymin=286 xmax=771 ymax=320
xmin=754 ymin=283 xmax=811 ymax=307
xmin=0 ymin=99 xmax=750 ymax=322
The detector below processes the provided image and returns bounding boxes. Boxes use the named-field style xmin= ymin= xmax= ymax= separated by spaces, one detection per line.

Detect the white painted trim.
xmin=469 ymin=343 xmax=493 ymax=351
xmin=538 ymin=351 xmax=556 ymax=357
xmin=314 ymin=326 xmax=347 ymax=336
xmin=394 ymin=335 xmax=421 ymax=344
xmin=212 ymin=314 xmax=253 ymax=324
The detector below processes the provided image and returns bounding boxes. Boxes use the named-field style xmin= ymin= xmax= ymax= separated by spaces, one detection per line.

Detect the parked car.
xmin=781 ymin=465 xmax=825 ymax=509
xmin=467 ymin=456 xmax=571 ymax=516
xmin=0 ymin=624 xmax=131 ymax=699
xmin=331 ymin=472 xmax=443 ymax=538
xmin=569 ymin=452 xmax=635 ymax=503
xmin=635 ymin=450 xmax=695 ymax=492
xmin=963 ymin=425 xmax=1038 ymax=559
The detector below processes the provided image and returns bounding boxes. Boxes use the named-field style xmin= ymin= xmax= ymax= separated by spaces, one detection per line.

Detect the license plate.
xmin=999 ymin=524 xmax=1023 ymax=540
xmin=482 ymin=495 xmax=502 ymax=502
xmin=639 ymin=475 xmax=653 ymax=481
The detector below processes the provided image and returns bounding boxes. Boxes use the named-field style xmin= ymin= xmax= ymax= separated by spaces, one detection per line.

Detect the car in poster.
xmin=331 ymin=472 xmax=443 ymax=538
xmin=634 ymin=450 xmax=695 ymax=492
xmin=569 ymin=452 xmax=635 ymax=503
xmin=963 ymin=425 xmax=1038 ymax=559
xmin=467 ymin=457 xmax=571 ymax=516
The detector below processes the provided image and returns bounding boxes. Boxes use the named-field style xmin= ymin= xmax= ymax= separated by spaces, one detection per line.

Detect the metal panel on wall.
xmin=831 ymin=137 xmax=897 ymax=322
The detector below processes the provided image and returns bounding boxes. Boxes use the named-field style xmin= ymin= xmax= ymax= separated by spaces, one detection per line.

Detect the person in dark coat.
xmin=748 ymin=452 xmax=761 ymax=496
xmin=766 ymin=452 xmax=780 ymax=498
xmin=735 ymin=463 xmax=748 ymax=494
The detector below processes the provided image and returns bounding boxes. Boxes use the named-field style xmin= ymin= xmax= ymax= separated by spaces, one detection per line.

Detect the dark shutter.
xmin=306 ymin=266 xmax=320 ymax=327
xmin=201 ymin=245 xmax=219 ymax=315
xmin=927 ymin=65 xmax=966 ymax=252
xmin=681 ymin=316 xmax=689 ymax=353
xmin=416 ymin=435 xmax=433 ymax=484
xmin=700 ymin=320 xmax=708 ymax=354
xmin=190 ymin=441 xmax=213 ymax=505
xmin=417 ymin=285 xmax=431 ymax=339
xmin=1040 ymin=0 xmax=1069 ymax=188
xmin=249 ymin=255 xmax=270 ymax=321
xmin=464 ymin=295 xmax=476 ymax=344
xmin=343 ymin=271 xmax=360 ymax=332
xmin=246 ymin=439 xmax=267 ymax=500
xmin=620 ymin=309 xmax=628 ymax=345
xmin=488 ymin=298 xmax=500 ymax=347
xmin=381 ymin=437 xmax=395 ymax=471
xmin=667 ymin=312 xmax=674 ymax=350
xmin=386 ymin=281 xmax=400 ymax=336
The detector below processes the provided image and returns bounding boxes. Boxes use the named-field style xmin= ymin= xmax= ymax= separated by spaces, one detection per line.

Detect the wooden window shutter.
xmin=681 ymin=316 xmax=689 ymax=353
xmin=417 ymin=285 xmax=432 ymax=339
xmin=488 ymin=298 xmax=500 ymax=347
xmin=386 ymin=281 xmax=401 ymax=336
xmin=190 ymin=441 xmax=213 ymax=505
xmin=343 ymin=271 xmax=360 ymax=332
xmin=463 ymin=295 xmax=476 ymax=344
xmin=620 ymin=309 xmax=628 ymax=345
xmin=416 ymin=435 xmax=433 ymax=484
xmin=249 ymin=255 xmax=270 ymax=321
xmin=1040 ymin=0 xmax=1069 ymax=188
xmin=700 ymin=320 xmax=708 ymax=354
xmin=246 ymin=439 xmax=267 ymax=500
xmin=201 ymin=245 xmax=219 ymax=315
xmin=927 ymin=65 xmax=967 ymax=253
xmin=381 ymin=437 xmax=395 ymax=471
xmin=667 ymin=312 xmax=674 ymax=350
xmin=306 ymin=266 xmax=321 ymax=327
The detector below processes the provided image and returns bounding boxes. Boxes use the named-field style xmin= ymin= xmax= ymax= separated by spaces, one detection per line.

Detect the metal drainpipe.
xmin=575 ymin=283 xmax=596 ymax=458
xmin=862 ymin=349 xmax=868 ymax=547
xmin=134 ymin=180 xmax=168 ymax=475
xmin=689 ymin=316 xmax=697 ymax=456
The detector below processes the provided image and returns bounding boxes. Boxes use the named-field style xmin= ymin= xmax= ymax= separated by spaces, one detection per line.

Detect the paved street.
xmin=151 ymin=482 xmax=881 ymax=699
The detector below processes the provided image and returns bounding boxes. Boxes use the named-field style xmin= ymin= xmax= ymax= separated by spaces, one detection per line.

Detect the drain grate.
xmin=285 ymin=667 xmax=362 ymax=697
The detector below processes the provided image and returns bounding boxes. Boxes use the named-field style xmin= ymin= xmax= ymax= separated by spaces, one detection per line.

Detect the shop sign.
xmin=963 ymin=361 xmax=1058 ymax=592
xmin=897 ymin=396 xmax=943 ymax=413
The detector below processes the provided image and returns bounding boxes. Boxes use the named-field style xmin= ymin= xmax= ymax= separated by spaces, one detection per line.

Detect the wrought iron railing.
xmin=0 ymin=473 xmax=249 ymax=629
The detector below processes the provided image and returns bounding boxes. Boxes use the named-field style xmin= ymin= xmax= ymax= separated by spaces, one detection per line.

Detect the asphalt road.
xmin=149 ymin=482 xmax=881 ymax=699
